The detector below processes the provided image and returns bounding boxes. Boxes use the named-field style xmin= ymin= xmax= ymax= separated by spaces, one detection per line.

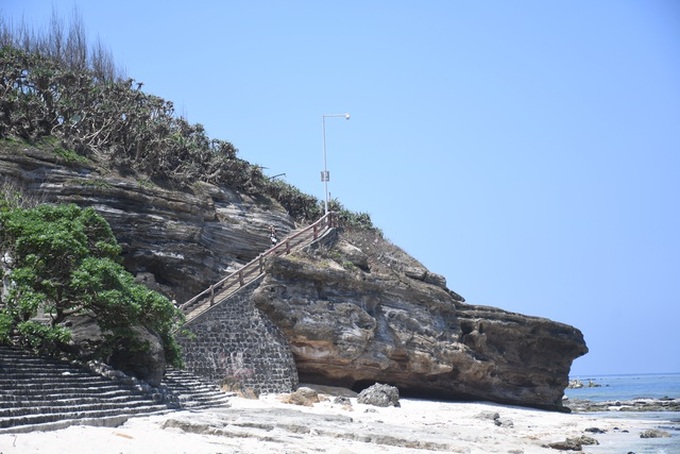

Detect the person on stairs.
xmin=270 ymin=225 xmax=278 ymax=247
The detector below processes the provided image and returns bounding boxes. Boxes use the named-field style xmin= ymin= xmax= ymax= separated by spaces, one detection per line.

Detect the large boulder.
xmin=357 ymin=383 xmax=400 ymax=407
xmin=67 ymin=315 xmax=167 ymax=386
xmin=108 ymin=326 xmax=166 ymax=387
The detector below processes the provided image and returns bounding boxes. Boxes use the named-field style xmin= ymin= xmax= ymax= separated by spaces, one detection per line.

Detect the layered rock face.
xmin=1 ymin=144 xmax=588 ymax=410
xmin=252 ymin=231 xmax=588 ymax=411
xmin=0 ymin=145 xmax=294 ymax=303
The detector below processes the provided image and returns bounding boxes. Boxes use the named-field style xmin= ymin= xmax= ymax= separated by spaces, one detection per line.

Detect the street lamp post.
xmin=321 ymin=113 xmax=350 ymax=214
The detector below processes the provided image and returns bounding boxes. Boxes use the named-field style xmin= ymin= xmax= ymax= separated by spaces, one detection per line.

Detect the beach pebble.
xmin=333 ymin=396 xmax=351 ymax=406
xmin=494 ymin=417 xmax=514 ymax=428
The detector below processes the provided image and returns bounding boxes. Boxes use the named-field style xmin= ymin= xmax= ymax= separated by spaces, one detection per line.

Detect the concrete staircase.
xmin=0 ymin=346 xmax=229 ymax=434
xmin=162 ymin=367 xmax=232 ymax=409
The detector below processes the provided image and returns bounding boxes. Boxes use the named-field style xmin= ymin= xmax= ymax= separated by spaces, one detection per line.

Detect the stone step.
xmin=0 ymin=363 xmax=74 ymax=371
xmin=0 ymin=383 xmax=146 ymax=402
xmin=0 ymin=415 xmax=132 ymax=435
xmin=0 ymin=404 xmax=170 ymax=430
xmin=0 ymin=354 xmax=79 ymax=368
xmin=0 ymin=391 xmax=150 ymax=402
xmin=162 ymin=368 xmax=231 ymax=409
xmin=0 ymin=363 xmax=90 ymax=372
xmin=0 ymin=388 xmax=133 ymax=401
xmin=0 ymin=398 xmax=166 ymax=418
xmin=0 ymin=375 xmax=110 ymax=385
xmin=0 ymin=377 xmax=126 ymax=392
xmin=0 ymin=346 xmax=231 ymax=432
xmin=162 ymin=392 xmax=229 ymax=405
xmin=0 ymin=392 xmax=157 ymax=410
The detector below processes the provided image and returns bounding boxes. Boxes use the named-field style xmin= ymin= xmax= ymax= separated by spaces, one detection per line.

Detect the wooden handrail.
xmin=179 ymin=212 xmax=335 ymax=320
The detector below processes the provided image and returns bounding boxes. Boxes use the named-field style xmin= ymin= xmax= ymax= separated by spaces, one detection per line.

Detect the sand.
xmin=0 ymin=391 xmax=668 ymax=454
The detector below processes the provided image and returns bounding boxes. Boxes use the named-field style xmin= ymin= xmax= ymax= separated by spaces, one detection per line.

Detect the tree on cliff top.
xmin=0 ymin=12 xmax=324 ymax=224
xmin=0 ymin=202 xmax=184 ymax=366
xmin=0 ymin=11 xmax=376 ymax=228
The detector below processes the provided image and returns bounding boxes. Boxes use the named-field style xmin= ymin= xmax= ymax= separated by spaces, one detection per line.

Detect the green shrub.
xmin=0 ymin=203 xmax=184 ymax=365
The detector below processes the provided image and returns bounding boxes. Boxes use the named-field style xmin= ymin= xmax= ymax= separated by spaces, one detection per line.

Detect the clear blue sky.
xmin=3 ymin=1 xmax=679 ymax=376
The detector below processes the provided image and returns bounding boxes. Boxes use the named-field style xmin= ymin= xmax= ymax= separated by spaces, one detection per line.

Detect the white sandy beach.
xmin=0 ymin=387 xmax=669 ymax=454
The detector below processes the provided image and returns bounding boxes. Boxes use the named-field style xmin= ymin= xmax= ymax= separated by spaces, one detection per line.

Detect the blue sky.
xmin=3 ymin=1 xmax=679 ymax=376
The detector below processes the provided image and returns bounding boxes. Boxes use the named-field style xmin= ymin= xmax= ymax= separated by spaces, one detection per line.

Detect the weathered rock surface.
xmin=1 ymin=143 xmax=588 ymax=410
xmin=640 ymin=429 xmax=671 ymax=439
xmin=357 ymin=383 xmax=401 ymax=407
xmin=60 ymin=314 xmax=167 ymax=386
xmin=253 ymin=230 xmax=588 ymax=411
xmin=280 ymin=387 xmax=321 ymax=407
xmin=109 ymin=325 xmax=167 ymax=387
xmin=0 ymin=145 xmax=294 ymax=303
xmin=544 ymin=435 xmax=599 ymax=451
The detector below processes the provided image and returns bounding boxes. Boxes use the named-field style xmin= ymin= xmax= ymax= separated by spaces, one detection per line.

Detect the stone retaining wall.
xmin=177 ymin=277 xmax=298 ymax=394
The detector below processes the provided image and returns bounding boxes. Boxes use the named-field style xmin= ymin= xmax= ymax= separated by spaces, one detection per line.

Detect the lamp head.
xmin=345 ymin=113 xmax=351 ymax=120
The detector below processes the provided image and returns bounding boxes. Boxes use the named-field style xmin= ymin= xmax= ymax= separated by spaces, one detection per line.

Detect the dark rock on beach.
xmin=357 ymin=383 xmax=401 ymax=408
xmin=544 ymin=435 xmax=598 ymax=451
xmin=639 ymin=429 xmax=671 ymax=438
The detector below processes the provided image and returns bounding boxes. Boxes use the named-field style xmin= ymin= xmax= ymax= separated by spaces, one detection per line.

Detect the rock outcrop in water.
xmin=0 ymin=143 xmax=588 ymax=411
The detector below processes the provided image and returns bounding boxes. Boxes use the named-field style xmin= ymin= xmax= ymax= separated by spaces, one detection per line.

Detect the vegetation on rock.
xmin=0 ymin=200 xmax=183 ymax=366
xmin=0 ymin=13 xmax=377 ymax=228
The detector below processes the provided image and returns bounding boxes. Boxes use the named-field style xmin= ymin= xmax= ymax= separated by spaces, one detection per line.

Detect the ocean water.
xmin=566 ymin=373 xmax=680 ymax=454
xmin=565 ymin=373 xmax=680 ymax=402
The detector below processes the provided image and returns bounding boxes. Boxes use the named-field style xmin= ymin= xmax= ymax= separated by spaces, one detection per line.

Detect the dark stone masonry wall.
xmin=177 ymin=277 xmax=299 ymax=394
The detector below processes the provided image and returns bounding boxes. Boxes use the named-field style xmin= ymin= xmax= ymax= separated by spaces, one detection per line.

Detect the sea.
xmin=565 ymin=373 xmax=680 ymax=454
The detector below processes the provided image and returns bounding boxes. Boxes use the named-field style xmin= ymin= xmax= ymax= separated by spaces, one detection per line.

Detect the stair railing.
xmin=179 ymin=212 xmax=335 ymax=320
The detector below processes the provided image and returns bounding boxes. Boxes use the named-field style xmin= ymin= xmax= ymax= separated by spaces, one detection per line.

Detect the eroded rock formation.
xmin=1 ymin=144 xmax=588 ymax=410
xmin=0 ymin=145 xmax=294 ymax=302
xmin=252 ymin=231 xmax=587 ymax=411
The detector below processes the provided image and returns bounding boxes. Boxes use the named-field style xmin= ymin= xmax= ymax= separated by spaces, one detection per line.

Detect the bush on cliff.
xmin=0 ymin=14 xmax=379 ymax=228
xmin=0 ymin=15 xmax=311 ymax=223
xmin=0 ymin=202 xmax=184 ymax=367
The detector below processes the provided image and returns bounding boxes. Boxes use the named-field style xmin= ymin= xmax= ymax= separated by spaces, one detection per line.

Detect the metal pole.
xmin=322 ymin=115 xmax=329 ymax=214
xmin=321 ymin=113 xmax=350 ymax=215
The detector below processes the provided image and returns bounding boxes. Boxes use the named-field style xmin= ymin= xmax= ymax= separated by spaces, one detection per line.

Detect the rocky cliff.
xmin=0 ymin=142 xmax=588 ymax=411
xmin=0 ymin=143 xmax=294 ymax=303
xmin=253 ymin=230 xmax=587 ymax=411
